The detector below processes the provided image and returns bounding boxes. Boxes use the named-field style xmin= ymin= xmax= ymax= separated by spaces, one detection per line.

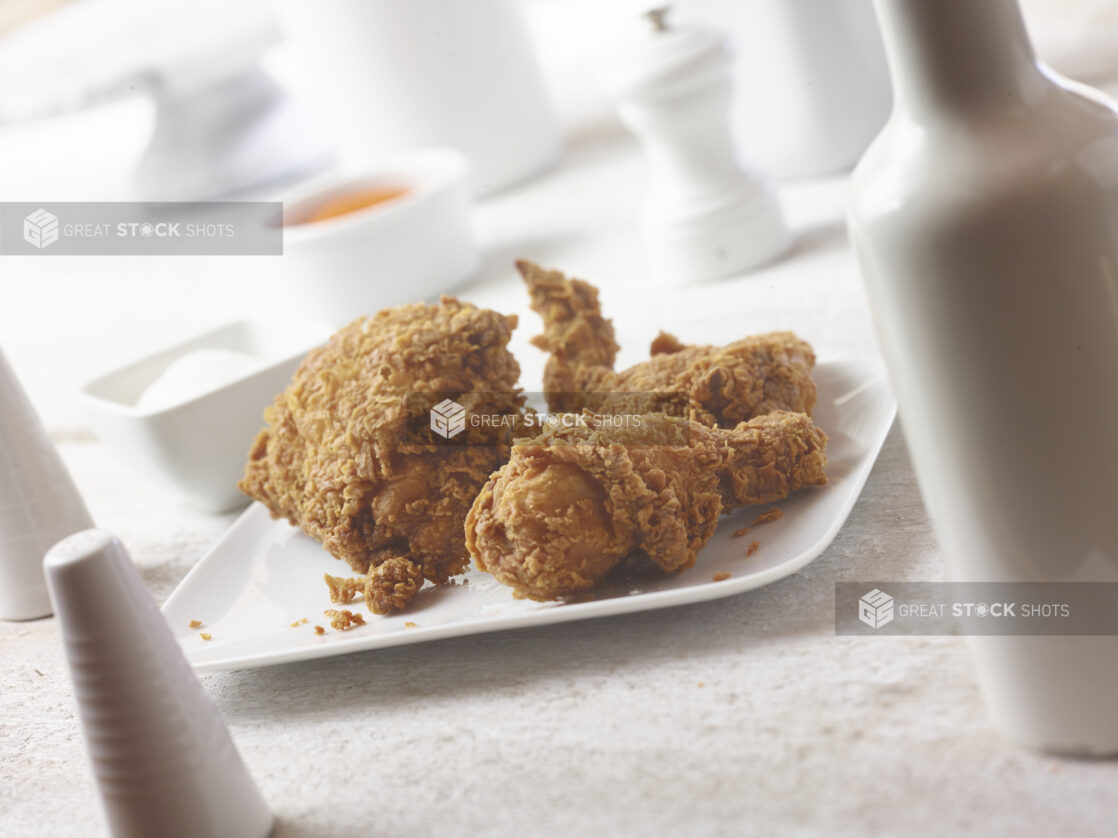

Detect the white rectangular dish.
xmin=163 ymin=358 xmax=896 ymax=671
xmin=79 ymin=319 xmax=332 ymax=512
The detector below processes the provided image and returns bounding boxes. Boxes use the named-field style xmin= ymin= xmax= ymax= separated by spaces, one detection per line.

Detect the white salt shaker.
xmin=0 ymin=346 xmax=93 ymax=621
xmin=612 ymin=6 xmax=790 ymax=282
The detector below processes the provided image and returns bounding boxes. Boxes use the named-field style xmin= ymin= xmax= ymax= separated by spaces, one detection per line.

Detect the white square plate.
xmin=163 ymin=359 xmax=896 ymax=672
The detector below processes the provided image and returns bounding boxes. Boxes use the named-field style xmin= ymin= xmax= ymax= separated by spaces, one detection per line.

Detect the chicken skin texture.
xmin=240 ymin=297 xmax=523 ymax=613
xmin=517 ymin=260 xmax=818 ymax=427
xmin=465 ymin=411 xmax=828 ymax=601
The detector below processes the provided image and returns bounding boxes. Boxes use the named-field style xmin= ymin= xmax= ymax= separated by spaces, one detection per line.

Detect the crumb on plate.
xmin=713 ymin=572 xmax=732 ymax=582
xmin=752 ymin=508 xmax=783 ymax=526
xmin=188 ymin=619 xmax=203 ymax=629
xmin=404 ymin=621 xmax=417 ymax=629
xmin=314 ymin=625 xmax=326 ymax=635
xmin=732 ymin=527 xmax=750 ymax=538
xmin=365 ymin=557 xmax=424 ymax=615
xmin=290 ymin=618 xmax=308 ymax=628
xmin=747 ymin=540 xmax=760 ymax=556
xmin=199 ymin=633 xmax=212 ymax=641
xmin=324 ymin=573 xmax=364 ymax=604
xmin=324 ymin=609 xmax=366 ymax=631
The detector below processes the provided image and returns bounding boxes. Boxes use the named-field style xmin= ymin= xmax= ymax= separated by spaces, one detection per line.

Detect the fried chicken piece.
xmin=240 ymin=297 xmax=523 ymax=604
xmin=517 ymin=260 xmax=817 ymax=426
xmin=465 ymin=411 xmax=827 ymax=601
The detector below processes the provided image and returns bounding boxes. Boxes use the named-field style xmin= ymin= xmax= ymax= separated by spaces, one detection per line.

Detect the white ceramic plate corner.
xmin=162 ymin=359 xmax=896 ymax=672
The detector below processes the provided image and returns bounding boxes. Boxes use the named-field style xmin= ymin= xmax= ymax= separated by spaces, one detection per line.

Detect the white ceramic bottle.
xmin=849 ymin=0 xmax=1118 ymax=755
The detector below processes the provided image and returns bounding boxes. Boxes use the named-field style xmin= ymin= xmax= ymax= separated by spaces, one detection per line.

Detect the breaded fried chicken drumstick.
xmin=517 ymin=260 xmax=818 ymax=427
xmin=240 ymin=297 xmax=523 ymax=614
xmin=465 ymin=411 xmax=827 ymax=601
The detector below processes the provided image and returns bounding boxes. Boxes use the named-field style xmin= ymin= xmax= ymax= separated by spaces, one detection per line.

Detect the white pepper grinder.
xmin=849 ymin=0 xmax=1118 ymax=755
xmin=612 ymin=6 xmax=790 ymax=282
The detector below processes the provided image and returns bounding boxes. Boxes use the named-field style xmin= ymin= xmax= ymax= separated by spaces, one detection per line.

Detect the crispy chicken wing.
xmin=517 ymin=260 xmax=817 ymax=426
xmin=465 ymin=411 xmax=827 ymax=601
xmin=240 ymin=297 xmax=523 ymax=613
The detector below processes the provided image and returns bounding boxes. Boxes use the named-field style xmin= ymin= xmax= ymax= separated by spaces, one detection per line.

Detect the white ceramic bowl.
xmin=78 ymin=320 xmax=332 ymax=513
xmin=277 ymin=149 xmax=479 ymax=325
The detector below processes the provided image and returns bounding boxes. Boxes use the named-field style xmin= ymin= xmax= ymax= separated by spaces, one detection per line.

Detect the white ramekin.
xmin=277 ymin=148 xmax=479 ymax=325
xmin=78 ymin=319 xmax=333 ymax=513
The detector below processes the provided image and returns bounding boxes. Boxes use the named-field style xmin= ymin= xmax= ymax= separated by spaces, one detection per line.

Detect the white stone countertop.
xmin=2 ymin=110 xmax=1117 ymax=837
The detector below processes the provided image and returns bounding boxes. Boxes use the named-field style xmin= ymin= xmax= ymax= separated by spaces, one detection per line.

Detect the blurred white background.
xmin=1 ymin=0 xmax=1117 ymax=430
xmin=1 ymin=0 xmax=1117 ymax=201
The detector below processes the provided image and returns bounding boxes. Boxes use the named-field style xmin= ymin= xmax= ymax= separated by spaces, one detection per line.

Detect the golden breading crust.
xmin=465 ymin=411 xmax=827 ymax=601
xmin=240 ymin=297 xmax=523 ymax=610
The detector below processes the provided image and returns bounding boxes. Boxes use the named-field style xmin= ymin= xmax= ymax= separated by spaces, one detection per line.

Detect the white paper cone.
xmin=44 ymin=529 xmax=274 ymax=838
xmin=0 ymin=345 xmax=94 ymax=620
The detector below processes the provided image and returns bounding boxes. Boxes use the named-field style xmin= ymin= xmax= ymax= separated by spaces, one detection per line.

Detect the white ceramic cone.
xmin=0 ymin=345 xmax=94 ymax=620
xmin=44 ymin=529 xmax=274 ymax=838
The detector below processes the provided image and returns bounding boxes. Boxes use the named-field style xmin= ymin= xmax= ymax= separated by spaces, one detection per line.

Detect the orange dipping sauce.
xmin=291 ymin=186 xmax=410 ymax=226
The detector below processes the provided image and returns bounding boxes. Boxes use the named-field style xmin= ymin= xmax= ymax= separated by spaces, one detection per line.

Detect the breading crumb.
xmin=199 ymin=633 xmax=212 ymax=641
xmin=324 ymin=609 xmax=366 ymax=631
xmin=314 ymin=625 xmax=326 ymax=635
xmin=188 ymin=619 xmax=203 ymax=629
xmin=747 ymin=540 xmax=760 ymax=556
xmin=324 ymin=573 xmax=364 ymax=604
xmin=732 ymin=527 xmax=750 ymax=538
xmin=365 ymin=557 xmax=424 ymax=615
xmin=404 ymin=621 xmax=417 ymax=629
xmin=713 ymin=572 xmax=732 ymax=582
xmin=752 ymin=508 xmax=783 ymax=526
xmin=290 ymin=618 xmax=308 ymax=628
